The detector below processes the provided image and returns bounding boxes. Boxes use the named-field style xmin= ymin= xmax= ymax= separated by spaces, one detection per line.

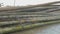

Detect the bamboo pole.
xmin=0 ymin=16 xmax=60 ymax=27
xmin=0 ymin=6 xmax=57 ymax=12
xmin=0 ymin=20 xmax=60 ymax=34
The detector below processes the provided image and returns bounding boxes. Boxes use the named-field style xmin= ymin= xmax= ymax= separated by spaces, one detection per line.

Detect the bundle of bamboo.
xmin=0 ymin=1 xmax=60 ymax=34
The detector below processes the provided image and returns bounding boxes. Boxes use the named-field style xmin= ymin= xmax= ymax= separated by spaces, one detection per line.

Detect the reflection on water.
xmin=12 ymin=23 xmax=60 ymax=34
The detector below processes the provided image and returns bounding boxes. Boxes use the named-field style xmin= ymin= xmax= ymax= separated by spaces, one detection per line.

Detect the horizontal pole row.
xmin=0 ymin=20 xmax=60 ymax=34
xmin=0 ymin=16 xmax=60 ymax=27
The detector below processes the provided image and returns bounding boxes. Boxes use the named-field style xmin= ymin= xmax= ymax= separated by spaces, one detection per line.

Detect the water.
xmin=12 ymin=23 xmax=60 ymax=34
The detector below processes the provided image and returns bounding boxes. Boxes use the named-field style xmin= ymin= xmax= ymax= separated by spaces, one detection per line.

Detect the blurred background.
xmin=0 ymin=0 xmax=60 ymax=7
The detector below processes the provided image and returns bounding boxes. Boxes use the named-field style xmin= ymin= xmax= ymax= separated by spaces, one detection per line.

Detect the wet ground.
xmin=12 ymin=23 xmax=60 ymax=34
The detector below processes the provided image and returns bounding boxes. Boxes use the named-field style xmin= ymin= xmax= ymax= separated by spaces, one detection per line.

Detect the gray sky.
xmin=0 ymin=0 xmax=60 ymax=6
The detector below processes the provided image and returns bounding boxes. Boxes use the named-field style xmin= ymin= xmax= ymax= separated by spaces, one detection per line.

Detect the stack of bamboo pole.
xmin=0 ymin=1 xmax=60 ymax=34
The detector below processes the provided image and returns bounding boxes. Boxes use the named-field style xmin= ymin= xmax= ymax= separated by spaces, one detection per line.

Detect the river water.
xmin=12 ymin=23 xmax=60 ymax=34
